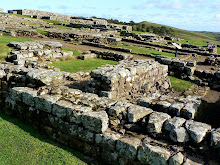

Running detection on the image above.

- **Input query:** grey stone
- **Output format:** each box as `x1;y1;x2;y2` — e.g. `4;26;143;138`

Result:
164;117;186;131
108;101;131;117
95;130;121;151
169;103;184;116
81;111;109;133
147;112;171;133
138;143;171;165
156;100;171;113
127;105;153;123
169;152;184;165
170;127;189;143
211;128;220;149
9;87;24;102
22;88;37;106
181;103;200;119
137;97;155;108
35;94;61;113
77;127;94;143
116;137;141;159
185;120;211;143
52;100;73;118
0;70;6;78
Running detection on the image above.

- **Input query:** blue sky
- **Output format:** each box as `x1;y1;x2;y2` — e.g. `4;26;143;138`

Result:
2;0;220;32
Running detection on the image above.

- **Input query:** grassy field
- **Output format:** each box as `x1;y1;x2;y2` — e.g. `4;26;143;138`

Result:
169;76;194;91
111;44;175;57
61;47;82;56
51;59;118;73
0;113;87;165
0;36;32;60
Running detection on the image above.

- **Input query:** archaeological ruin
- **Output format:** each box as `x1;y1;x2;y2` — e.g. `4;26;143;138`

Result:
0;8;219;165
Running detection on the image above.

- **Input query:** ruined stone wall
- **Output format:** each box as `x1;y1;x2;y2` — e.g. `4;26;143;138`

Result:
0;59;219;164
156;56;220;91
89;59;171;100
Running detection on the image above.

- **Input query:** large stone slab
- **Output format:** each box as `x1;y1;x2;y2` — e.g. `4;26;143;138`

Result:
169;127;189;143
127;105;153;123
116;137;141;159
164;117;186;131
81;111;109;133
108;101;131;117
138;143;171;165
185;120;211;143
210;128;220;149
169;152;184;165
147;112;171;133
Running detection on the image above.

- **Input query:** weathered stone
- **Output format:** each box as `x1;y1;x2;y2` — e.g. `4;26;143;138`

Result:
169;103;184;116
77;127;94;143
108;101;131;117
170;127;189;143
169;152;184;165
185;120;211;143
137;97;154;108
116;137;141;159
210;128;220;149
156;101;171;113
181;103;200;119
0;70;6;78
95;130;121;151
147;112;171;133
81;111;109;133
9;87;24;101
164;117;186;131
101;149;118;164
138;143;171;165
22;88;37;106
35;94;61;113
127;105;153;123
52;100;73;118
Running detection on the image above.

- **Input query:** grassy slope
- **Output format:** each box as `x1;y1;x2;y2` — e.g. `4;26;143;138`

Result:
51;59;118;73
0;113;86;165
139;21;220;45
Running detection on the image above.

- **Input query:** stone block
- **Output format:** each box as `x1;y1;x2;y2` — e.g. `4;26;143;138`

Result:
9;87;24;102
169;103;184;116
81;111;109;133
210;128;220;149
169;127;189;143
169;152;184;165
181;103;200;119
116;137;141;159
108;101;131;117
35;94;61;113
0;70;6;78
95;130;121;151
77;127;95;143
52;100;73;118
127;105;153;123
185;120;211;143
147;112;171;133
164;117;186;131
138;143;171;165
22;88;37;106
156;101;171;113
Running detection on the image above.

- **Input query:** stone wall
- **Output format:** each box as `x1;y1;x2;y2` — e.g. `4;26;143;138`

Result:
0;58;219;164
156;56;220;91
88;59;171;100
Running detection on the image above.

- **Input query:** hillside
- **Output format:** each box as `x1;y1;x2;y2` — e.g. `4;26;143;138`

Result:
135;21;220;45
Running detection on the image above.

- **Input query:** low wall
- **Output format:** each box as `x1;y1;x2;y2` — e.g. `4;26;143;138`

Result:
156;56;220;91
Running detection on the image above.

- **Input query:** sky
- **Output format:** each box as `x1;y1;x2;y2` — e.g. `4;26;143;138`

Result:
1;0;220;32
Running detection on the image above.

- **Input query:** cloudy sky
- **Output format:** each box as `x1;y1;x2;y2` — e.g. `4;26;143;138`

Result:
2;0;220;32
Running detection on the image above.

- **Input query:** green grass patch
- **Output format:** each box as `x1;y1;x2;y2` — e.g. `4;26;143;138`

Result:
61;47;82;56
0;113;86;165
51;59;118;73
169;76;193;92
110;44;175;57
217;48;220;54
0;36;32;60
35;29;47;35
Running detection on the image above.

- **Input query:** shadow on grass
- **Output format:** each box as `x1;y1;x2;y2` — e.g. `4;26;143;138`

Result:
0;112;101;165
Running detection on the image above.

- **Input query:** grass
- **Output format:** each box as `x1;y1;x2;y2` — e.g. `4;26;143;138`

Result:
169;76;193;92
218;48;220;54
0;36;32;60
0;113;87;165
51;59;118;73
35;29;47;35
110;44;175;57
61;47;82;56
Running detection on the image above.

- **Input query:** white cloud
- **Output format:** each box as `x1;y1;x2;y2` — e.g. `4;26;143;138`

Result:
216;14;220;19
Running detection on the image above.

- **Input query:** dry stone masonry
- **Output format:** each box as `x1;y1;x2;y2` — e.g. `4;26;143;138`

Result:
89;59;171;100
